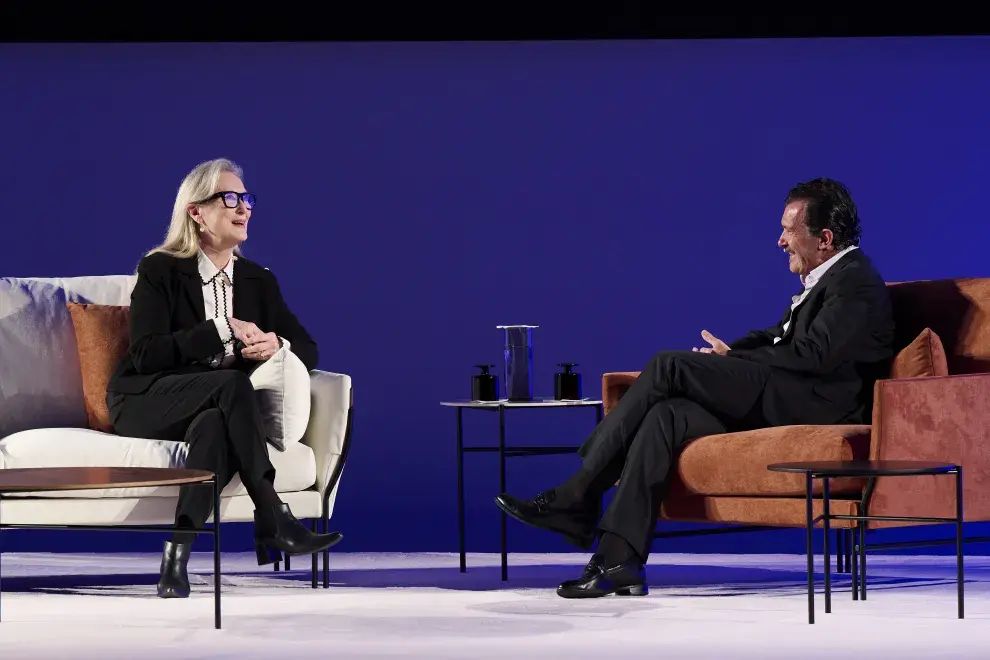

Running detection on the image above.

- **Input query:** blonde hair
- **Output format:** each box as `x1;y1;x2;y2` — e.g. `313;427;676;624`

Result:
146;157;246;259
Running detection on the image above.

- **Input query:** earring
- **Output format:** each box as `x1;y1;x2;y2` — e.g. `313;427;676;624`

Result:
198;225;204;232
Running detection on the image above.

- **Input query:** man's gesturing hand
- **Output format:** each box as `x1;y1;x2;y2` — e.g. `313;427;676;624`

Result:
692;330;730;356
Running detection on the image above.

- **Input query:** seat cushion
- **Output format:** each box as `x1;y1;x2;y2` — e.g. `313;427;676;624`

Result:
0;427;316;498
670;424;872;497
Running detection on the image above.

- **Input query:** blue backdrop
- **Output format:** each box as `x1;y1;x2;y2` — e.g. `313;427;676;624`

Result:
2;37;989;555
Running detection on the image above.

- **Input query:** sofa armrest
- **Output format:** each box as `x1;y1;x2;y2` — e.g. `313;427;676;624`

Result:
602;372;641;414
302;370;353;515
868;374;990;525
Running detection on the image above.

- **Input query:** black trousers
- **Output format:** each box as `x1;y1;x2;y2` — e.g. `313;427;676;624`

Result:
579;350;776;561
107;369;277;543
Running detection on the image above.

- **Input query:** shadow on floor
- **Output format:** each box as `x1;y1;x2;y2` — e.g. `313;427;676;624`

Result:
0;561;956;597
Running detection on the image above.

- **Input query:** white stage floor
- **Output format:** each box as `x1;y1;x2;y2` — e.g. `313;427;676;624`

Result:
0;551;988;658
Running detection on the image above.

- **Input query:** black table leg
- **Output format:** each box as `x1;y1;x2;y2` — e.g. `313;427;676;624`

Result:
805;472;814;624
846;529;853;575
213;478;221;630
956;466;965;619
859;521;867;601
850;525;859;601
823;477;831;614
836;528;844;573
456;408;466;573
499;405;507;582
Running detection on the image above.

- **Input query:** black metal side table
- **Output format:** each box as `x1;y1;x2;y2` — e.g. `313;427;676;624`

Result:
441;398;603;581
0;467;221;628
767;460;963;625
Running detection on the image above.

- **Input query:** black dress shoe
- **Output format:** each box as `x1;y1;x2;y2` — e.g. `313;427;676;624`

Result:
494;490;597;550
556;554;648;599
254;503;343;565
157;540;191;598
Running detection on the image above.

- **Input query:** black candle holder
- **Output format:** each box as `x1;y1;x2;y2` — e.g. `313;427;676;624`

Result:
554;363;582;400
471;364;499;401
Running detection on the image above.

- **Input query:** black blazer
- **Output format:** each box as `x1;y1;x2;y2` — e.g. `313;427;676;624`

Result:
728;248;895;425
107;252;318;395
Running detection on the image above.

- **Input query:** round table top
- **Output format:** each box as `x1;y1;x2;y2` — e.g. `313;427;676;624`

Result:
0;467;215;493
440;398;603;408
767;460;959;477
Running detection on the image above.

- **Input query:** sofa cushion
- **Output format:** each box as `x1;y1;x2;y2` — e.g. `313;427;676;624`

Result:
890;327;949;379
66;302;131;432
670;424;872;497
0;427;316;498
0;275;136;439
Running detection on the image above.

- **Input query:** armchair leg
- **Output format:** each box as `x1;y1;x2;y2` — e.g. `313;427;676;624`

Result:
323;508;330;588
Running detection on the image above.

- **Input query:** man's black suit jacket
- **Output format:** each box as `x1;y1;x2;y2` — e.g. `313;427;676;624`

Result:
727;248;895;426
107;251;318;395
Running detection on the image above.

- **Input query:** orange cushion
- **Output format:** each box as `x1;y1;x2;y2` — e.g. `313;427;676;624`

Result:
66;302;130;432
890;327;949;379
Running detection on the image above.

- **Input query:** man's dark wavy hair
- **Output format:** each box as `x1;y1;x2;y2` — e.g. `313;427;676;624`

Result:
785;178;861;250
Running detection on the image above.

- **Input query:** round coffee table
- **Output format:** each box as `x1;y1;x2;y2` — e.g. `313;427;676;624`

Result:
0;467;221;629
767;460;963;625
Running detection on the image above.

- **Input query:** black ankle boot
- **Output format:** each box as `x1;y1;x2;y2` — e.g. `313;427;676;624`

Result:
157;540;191;598
253;503;343;565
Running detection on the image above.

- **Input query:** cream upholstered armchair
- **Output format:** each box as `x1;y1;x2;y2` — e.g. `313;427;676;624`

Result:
0;274;352;587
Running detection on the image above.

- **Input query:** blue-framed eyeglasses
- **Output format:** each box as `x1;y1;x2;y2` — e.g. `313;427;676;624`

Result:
197;191;256;210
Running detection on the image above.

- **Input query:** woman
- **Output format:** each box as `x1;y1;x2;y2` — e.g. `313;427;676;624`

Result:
106;158;342;599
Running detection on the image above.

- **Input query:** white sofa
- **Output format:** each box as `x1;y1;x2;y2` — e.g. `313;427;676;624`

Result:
0;274;352;585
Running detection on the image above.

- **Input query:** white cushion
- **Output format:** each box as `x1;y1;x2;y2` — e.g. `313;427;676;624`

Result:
249;346;312;448
0;427;316;498
0;275;136;439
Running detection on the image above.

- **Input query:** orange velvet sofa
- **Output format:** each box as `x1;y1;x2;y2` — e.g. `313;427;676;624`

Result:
601;278;990;547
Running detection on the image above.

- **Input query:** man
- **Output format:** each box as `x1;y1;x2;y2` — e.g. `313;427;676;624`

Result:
495;177;895;599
